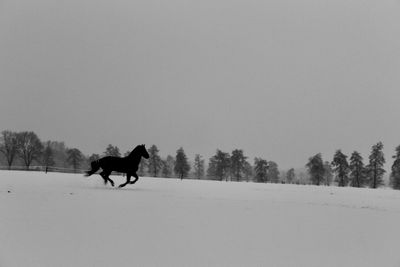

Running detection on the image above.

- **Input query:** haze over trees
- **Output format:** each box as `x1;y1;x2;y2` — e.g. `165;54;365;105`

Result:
42;141;55;170
67;148;84;173
48;141;70;168
148;145;162;177
323;161;333;186
162;155;175;178
193;154;205;179
286;168;295;184
138;159;149;176
306;154;325;186
267;161;280;183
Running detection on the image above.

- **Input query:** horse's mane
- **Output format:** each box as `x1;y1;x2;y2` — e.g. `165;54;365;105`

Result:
127;145;144;158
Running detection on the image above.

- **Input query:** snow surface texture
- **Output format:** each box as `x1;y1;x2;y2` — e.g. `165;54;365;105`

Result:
1;171;400;267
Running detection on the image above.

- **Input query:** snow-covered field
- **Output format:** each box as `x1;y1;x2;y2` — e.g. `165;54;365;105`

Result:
1;170;400;267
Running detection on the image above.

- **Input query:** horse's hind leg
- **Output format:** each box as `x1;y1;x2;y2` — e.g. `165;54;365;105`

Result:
119;173;131;188
130;173;139;184
100;170;114;187
99;171;108;185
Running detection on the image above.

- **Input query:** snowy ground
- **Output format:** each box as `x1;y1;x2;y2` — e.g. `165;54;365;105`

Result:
1;171;400;267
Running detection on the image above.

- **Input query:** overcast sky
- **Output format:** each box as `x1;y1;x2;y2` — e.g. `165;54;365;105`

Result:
1;0;400;169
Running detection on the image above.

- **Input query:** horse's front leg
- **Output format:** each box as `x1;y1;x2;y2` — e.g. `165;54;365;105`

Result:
130;173;139;184
119;173;131;188
100;170;114;187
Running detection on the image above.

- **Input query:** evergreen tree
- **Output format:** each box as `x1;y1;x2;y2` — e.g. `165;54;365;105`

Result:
148;145;162;177
193;154;205;179
174;147;191;180
331;150;349;187
230;149;247;181
267;161;280;183
323;161;333;186
104;144;121;157
207;150;230;181
349;151;365;187
254;157;268;183
390;145;400;190
42;141;55;171
88;153;100;162
286;168;295;184
162;155;175;178
306;153;324;185
366;142;386;188
67;148;83;173
16;131;43;170
0;130;18;169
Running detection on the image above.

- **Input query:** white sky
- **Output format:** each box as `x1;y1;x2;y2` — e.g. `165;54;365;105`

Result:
1;0;400;169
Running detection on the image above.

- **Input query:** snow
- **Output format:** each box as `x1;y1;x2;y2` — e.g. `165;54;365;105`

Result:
1;170;400;267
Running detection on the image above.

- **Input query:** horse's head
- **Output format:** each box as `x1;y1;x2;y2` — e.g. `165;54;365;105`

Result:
139;144;150;159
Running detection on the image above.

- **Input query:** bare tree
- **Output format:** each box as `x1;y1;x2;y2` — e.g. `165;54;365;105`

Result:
0;130;18;169
16;131;43;170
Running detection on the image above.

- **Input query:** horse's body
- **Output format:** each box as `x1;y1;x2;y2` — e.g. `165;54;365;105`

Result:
85;144;149;188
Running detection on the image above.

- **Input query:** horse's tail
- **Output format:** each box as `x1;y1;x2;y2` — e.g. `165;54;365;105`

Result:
84;159;101;177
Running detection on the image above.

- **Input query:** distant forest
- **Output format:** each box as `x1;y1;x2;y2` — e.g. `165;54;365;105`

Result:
1;130;400;190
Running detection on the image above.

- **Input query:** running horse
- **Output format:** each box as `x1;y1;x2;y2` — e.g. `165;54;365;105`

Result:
85;144;150;188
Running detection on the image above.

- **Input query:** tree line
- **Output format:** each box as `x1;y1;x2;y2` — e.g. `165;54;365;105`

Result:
305;142;400;189
1;130;400;190
0;130;85;172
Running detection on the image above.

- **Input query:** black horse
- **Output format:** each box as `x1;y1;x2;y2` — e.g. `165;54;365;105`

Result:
85;144;150;188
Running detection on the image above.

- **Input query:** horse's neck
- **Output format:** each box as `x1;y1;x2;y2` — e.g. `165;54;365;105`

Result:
127;154;141;163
